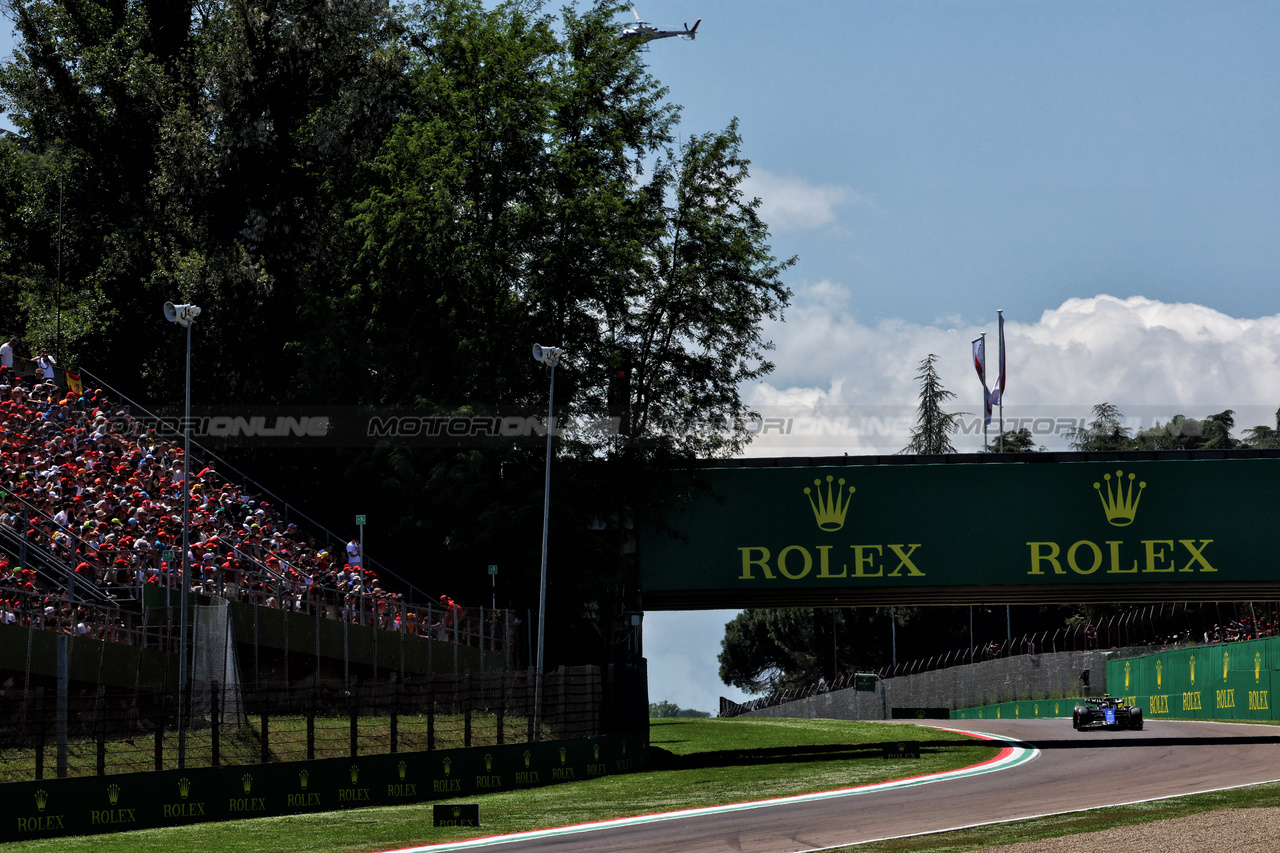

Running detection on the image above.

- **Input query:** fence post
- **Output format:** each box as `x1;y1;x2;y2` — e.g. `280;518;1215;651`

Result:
495;670;505;746
558;665;567;739
464;671;472;748
181;675;194;771
307;681;316;761
349;676;358;757
427;674;435;751
527;667;535;743
34;686;46;781
390;672;398;755
153;684;164;772
96;685;106;776
261;687;270;765
56;634;68;778
211;680;221;767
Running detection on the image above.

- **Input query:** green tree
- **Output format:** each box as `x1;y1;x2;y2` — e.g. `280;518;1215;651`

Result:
1241;407;1280;449
901;353;963;455
984;427;1042;453
718;608;914;694
290;0;792;660
649;701;711;718
0;0;406;400
1065;402;1132;451
1134;409;1237;451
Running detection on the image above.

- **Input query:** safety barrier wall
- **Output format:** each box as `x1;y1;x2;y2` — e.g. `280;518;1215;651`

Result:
951;699;1081;721
1;730;648;842
736;649;1109;721
951;637;1280;722
1104;635;1278;721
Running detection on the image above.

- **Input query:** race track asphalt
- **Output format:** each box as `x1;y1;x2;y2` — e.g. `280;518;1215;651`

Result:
403;718;1280;853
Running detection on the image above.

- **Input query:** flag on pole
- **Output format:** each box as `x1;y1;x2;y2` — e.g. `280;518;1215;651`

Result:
991;312;1006;406
65;372;82;396
971;336;992;426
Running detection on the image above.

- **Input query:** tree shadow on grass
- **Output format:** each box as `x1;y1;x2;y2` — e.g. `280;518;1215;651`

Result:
649;739;994;771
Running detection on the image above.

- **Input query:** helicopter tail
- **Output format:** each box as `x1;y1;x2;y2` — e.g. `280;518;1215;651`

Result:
686;18;700;40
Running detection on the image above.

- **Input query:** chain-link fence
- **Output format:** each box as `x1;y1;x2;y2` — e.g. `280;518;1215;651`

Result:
721;647;1174;720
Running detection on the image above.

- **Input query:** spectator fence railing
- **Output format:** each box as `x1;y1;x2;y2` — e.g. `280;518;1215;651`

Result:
0;666;605;782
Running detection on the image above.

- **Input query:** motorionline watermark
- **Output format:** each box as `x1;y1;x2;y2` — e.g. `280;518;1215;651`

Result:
737;405;1280;450
76;405;1278;450
90;408;622;448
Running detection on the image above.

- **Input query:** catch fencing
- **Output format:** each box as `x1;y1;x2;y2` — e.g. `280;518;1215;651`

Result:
0;666;612;782
723;648;1130;721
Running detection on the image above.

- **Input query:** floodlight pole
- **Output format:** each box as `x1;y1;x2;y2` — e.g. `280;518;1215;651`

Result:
532;345;562;741
165;302;200;768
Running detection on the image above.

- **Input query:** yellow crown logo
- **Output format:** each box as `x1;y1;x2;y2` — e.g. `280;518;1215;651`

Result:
299;769;309;790
107;783;120;806
805;475;856;532
35;789;48;812
1189;655;1196;685
1257;652;1263;683
593;743;600;761
178;777;191;799
522;750;531;769
1156;659;1163;687
484;754;493;772
349;765;359;784
1124;660;1131;689
443;757;452;776
558;746;567;765
1093;470;1145;527
242;773;253;794
398;761;407;781
452;806;462;818
1224;650;1230;681
621;738;627;755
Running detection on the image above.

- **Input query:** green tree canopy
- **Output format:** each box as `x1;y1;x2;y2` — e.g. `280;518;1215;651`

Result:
984;427;1042;453
902;353;963;455
1065;402;1132;451
0;1;794;667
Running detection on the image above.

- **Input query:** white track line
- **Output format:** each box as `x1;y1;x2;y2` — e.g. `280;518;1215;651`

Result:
385;729;1038;852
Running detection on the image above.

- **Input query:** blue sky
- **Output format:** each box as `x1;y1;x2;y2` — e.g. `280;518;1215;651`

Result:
6;2;1280;714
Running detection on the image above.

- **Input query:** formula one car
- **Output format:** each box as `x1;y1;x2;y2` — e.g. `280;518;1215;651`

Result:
1072;695;1143;731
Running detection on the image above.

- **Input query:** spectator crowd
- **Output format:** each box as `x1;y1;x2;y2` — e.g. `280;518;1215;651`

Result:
0;355;498;650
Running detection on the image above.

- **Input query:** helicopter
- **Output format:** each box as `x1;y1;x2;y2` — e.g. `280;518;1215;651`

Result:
618;7;700;45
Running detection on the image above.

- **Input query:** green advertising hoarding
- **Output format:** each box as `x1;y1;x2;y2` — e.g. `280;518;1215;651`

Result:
1108;636;1278;722
640;457;1280;608
3;732;648;842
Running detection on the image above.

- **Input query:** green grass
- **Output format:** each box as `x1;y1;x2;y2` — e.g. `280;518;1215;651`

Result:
0;714;539;778
5;716;1277;853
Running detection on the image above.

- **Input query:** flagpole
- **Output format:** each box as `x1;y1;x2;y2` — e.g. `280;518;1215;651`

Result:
980;332;988;451
998;309;1005;453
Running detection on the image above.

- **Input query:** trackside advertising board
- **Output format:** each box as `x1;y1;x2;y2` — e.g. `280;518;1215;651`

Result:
1107;636;1278;721
3;732;646;842
639;457;1280;608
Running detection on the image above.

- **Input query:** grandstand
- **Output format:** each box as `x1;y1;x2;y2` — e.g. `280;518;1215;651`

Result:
1;355;514;667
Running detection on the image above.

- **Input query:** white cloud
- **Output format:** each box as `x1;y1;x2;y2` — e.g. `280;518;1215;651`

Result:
744;170;867;232
744;294;1280;454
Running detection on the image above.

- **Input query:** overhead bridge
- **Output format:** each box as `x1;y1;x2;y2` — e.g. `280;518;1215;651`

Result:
638;450;1280;610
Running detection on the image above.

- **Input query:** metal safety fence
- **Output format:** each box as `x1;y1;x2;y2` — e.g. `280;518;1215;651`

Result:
0;666;608;782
